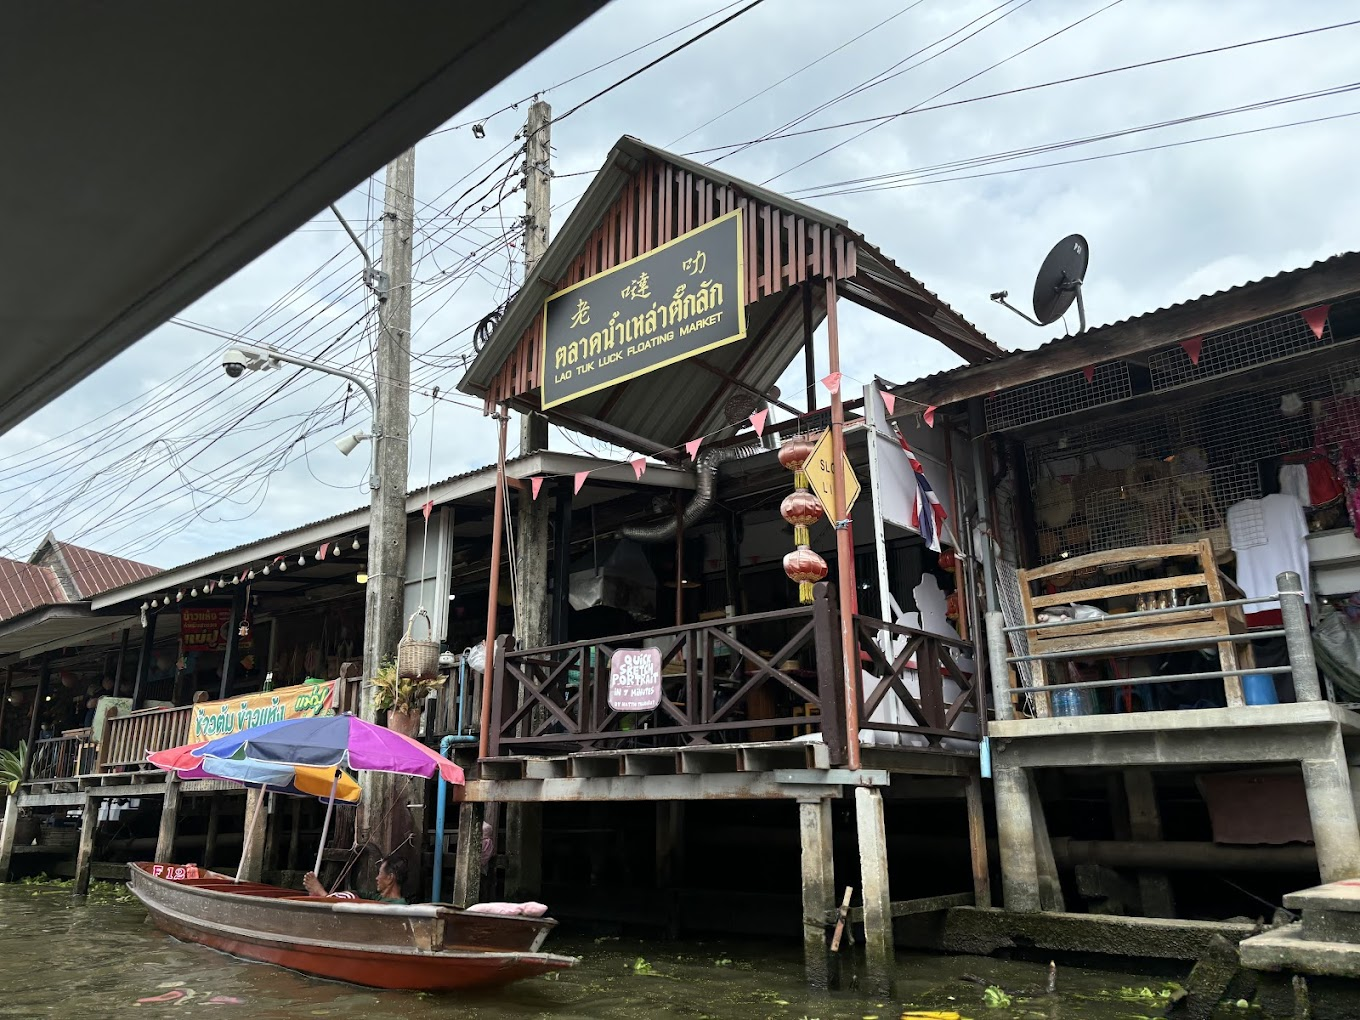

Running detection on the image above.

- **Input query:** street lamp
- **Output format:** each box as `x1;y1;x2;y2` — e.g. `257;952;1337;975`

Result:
222;344;380;491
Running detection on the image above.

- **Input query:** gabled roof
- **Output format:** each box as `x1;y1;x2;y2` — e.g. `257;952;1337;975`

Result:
0;559;65;622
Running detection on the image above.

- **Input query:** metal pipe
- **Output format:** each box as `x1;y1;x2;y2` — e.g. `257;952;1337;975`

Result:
433;734;456;904
478;411;510;761
329;203;385;299
619;444;761;543
1007;595;1279;632
986;611;1015;721
1013;664;1293;695
1010;629;1283;662
312;771;340;876
825;277;861;770
968;399;998;614
1279;570;1320;702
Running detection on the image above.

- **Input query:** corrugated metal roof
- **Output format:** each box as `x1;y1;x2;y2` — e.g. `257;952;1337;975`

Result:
53;541;158;599
886;252;1360;411
0;559;65;622
458;135;1000;452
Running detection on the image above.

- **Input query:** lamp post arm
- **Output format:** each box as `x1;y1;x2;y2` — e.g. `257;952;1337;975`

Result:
244;346;378;418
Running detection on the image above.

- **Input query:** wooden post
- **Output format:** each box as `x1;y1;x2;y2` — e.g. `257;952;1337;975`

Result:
803;280;817;410
21;657;50;785
204;796;221;869
854;786;894;997
813;582;847;766
965;772;992;908
238;789;268;882
674;490;686;627
550;481;574;644
219;584;246;699
505;803;542;902
155;778;181;863
478;411;510;761
286;799;302;872
0;791;23;881
74;793;98;896
657;802;684;938
1123;768;1175;917
1029;772;1063;912
452;801;485;908
0;666;12;745
112;628;130;696
799;798;835;989
131;612;157;709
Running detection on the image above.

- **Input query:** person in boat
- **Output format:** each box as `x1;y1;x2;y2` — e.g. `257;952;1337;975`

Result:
303;856;408;905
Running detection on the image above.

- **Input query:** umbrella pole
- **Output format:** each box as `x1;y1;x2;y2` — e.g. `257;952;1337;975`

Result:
313;770;341;878
235;789;267;883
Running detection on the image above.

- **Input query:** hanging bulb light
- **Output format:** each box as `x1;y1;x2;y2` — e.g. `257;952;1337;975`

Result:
190;588;198;598
352;538;360;551
261;564;270;575
279;559;288;572
356;572;369;584
247;570;256;580
141;602;149;612
297;555;306;566
149;600;158;609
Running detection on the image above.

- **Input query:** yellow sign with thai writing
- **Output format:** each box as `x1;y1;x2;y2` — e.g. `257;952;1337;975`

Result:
805;428;860;520
188;681;335;744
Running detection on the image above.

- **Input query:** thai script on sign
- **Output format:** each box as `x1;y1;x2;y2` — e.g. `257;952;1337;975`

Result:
608;648;663;713
188;681;335;743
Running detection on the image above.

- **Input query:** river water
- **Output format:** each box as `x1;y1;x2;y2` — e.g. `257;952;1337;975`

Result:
0;883;1206;1020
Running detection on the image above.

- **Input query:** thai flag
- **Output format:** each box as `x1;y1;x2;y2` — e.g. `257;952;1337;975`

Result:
895;425;947;553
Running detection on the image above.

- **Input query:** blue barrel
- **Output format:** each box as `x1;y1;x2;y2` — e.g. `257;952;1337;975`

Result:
1243;673;1279;705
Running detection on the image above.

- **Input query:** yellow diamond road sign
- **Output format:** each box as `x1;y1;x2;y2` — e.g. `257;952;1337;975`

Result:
805;428;860;520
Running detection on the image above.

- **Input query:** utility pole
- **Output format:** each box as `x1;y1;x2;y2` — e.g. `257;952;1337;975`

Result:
359;147;414;887
505;99;551;902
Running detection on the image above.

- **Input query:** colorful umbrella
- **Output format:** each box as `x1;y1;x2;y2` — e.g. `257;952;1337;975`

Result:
148;744;361;803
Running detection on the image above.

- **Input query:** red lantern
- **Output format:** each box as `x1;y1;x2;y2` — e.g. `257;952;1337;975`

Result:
780;489;825;546
778;434;817;488
945;591;960;621
784;547;828;605
937;549;956;572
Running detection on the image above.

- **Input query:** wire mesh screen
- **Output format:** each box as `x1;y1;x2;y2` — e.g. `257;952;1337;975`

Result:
1026;353;1360;560
1149;309;1337;392
985;361;1132;432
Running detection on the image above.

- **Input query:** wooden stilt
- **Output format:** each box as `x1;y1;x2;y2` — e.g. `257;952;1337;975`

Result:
965;772;992;908
504;803;542;901
854;786;894;997
1123;768;1175;917
238;790;268;883
1029;772;1063;912
452;802;484;908
799;798;835;990
74;793;98;896
154;779;181;863
204;797;221;870
0;794;20;881
286;799;302;872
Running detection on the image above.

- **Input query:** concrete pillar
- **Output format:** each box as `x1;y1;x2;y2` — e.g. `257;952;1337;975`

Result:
965;772;992;908
504;802;542;901
985;612;1014;721
0;794;19;881
1279;571;1321;702
1123;768;1175;917
1303;729;1360;882
799;798;835;989
451;801;484;908
993;765;1042;912
238;789;268;883
854;786;894;997
74;794;98;896
155;779;181;863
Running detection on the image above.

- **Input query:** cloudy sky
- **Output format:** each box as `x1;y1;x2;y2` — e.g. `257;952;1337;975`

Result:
3;0;1356;570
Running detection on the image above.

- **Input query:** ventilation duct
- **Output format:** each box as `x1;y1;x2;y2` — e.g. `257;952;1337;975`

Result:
568;538;657;620
620;444;762;544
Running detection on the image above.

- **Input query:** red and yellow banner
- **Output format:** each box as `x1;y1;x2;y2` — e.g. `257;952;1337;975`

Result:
180;608;233;652
188;681;335;743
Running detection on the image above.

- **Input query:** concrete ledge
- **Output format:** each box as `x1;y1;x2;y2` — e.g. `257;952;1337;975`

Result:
991;701;1360;741
939;906;1258;961
1240;924;1360;979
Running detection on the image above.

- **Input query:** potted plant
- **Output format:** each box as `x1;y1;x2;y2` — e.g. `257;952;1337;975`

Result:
0;742;39;844
370;660;446;738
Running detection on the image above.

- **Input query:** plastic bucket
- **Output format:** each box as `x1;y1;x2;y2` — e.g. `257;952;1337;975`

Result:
1243;673;1279;706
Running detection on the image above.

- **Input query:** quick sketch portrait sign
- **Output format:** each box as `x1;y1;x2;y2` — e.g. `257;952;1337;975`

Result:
607;648;663;714
540;209;746;409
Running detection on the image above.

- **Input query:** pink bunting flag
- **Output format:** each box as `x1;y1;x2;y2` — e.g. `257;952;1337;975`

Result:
1181;335;1203;366
574;470;590;495
630;457;647;480
881;391;896;416
923;405;937;428
1082;365;1095;384
749;408;768;436
821;371;842;395
530;477;544;500
422;499;434;521
1302;304;1331;340
318;542;329;561
685;437;703;460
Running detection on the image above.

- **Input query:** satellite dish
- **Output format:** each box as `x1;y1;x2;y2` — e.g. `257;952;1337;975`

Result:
989;233;1090;333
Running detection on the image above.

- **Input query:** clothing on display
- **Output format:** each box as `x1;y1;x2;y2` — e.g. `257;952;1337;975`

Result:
1226;493;1310;613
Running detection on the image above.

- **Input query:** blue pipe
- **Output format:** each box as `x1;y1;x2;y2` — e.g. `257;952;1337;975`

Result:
432;657;478;904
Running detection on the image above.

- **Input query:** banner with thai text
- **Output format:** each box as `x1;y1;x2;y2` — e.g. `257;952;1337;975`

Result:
188;681;335;743
540;209;746;409
180;608;233;653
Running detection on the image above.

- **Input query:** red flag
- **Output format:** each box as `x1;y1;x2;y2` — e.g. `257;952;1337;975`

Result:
821;371;842;395
1082;365;1095;384
630;457;646;480
318;542;329;561
881;391;896;416
1180;335;1203;366
1302;304;1331;340
574;470;590;495
530;477;544;500
685;437;702;460
923;405;937;428
749;408;768;436
422;499;434;521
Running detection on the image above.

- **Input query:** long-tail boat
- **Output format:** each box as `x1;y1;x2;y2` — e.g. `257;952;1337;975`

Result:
129;862;576;991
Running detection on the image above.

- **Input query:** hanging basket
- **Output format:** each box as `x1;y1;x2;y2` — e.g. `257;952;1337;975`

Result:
396;609;440;681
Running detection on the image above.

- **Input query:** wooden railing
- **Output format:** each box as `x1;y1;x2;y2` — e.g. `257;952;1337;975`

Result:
855;614;982;746
27;734;92;783
98;705;193;771
490;582;847;762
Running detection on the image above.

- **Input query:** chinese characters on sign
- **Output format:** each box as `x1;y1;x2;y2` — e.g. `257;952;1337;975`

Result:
607;648;663;713
540;209;746;410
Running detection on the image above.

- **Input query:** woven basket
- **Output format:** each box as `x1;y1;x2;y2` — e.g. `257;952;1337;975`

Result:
396;609;440;681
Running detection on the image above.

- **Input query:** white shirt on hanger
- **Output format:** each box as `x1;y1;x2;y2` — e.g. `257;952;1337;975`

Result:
1226;493;1310;611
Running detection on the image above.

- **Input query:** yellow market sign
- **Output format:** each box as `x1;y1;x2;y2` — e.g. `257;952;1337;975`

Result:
805;428;861;521
540;209;746;409
188;681;336;744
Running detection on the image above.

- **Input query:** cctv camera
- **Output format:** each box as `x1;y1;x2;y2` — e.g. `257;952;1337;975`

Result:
222;349;251;378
